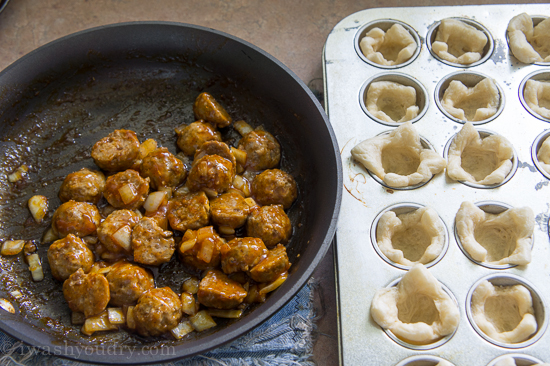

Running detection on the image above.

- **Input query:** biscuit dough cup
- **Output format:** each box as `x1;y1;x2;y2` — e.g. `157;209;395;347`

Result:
431;18;489;65
488;355;549;366
370;264;460;346
366;81;419;123
358;22;418;67
507;13;550;64
524;79;550;120
351;122;446;188
534;132;550;176
446;123;515;186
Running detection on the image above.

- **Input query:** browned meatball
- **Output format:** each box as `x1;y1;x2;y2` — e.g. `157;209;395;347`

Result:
132;217;175;266
63;268;110;317
105;262;155;307
140;147;187;190
176;120;222;156
194;141;236;167
91;129;140;171
193;92;232;128
210;192;250;229
97;209;141;253
246;205;292;247
220;237;267;274
58;168;106;204
167;191;210;232
251;169;298;209
48;234;94;281
104;169;149;210
197;270;247;309
51;200;101;238
187;155;234;195
249;244;291;283
238;130;280;171
133;287;182;337
178;229;224;270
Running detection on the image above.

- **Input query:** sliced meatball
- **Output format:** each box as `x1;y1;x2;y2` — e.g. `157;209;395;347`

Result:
63;268;110;317
97;209;141;254
140;147;187;190
91;129;140;171
51;200;101;238
251;169;297;209
104;169;149;210
58;168;106;204
187;155;234;195
48;234;94;281
175;120;222;156
246;204;292;247
132;217;175;266
220;237;267;274
178;229;223;270
133;287;182;337
249;244;291;283
197;270;247;309
167;191;210;232
105;262;155;307
210;192;250;229
194;141;236;168
193;92;232;128
238;130;280;171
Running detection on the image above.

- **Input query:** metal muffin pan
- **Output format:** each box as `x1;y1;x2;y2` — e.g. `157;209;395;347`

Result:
324;4;550;366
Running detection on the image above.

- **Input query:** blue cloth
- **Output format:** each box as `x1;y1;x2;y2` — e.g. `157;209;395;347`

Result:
0;280;316;366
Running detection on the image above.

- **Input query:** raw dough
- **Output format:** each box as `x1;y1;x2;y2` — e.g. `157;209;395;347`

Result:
360;23;417;66
447;122;514;185
537;135;550;174
377;207;445;266
494;358;550;366
455;201;533;265
371;264;459;344
366;81;419;123
440;78;500;122
436;362;454;366
507;13;550;64
471;280;537;343
351;122;446;188
432;18;488;64
524;79;550;119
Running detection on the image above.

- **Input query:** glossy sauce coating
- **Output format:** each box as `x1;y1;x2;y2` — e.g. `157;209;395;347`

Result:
47;234;94;281
51;200;101;238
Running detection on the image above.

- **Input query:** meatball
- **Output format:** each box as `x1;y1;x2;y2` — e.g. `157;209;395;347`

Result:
251;169;297;209
48;234;94;281
220;237;267;274
197;270;247;309
105;262;155;307
51;200;101;238
58;168;106;204
133;287;182;337
104;169;149;210
132;217;175;266
210;192;250;229
167;191;210;232
97;209;141;254
140;147;187;190
238;130;280;171
187;155;234;195
246;205;292;247
91;129;140;171
249;244;291;283
176;121;221;156
63;268;110;317
178;229;224;270
193;92;232;128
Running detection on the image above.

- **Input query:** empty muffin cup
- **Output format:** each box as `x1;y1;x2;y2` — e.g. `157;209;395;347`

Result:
427;17;494;67
355;19;421;68
371;202;448;270
467;273;548;349
486;354;546;366
435;71;505;125
507;15;550;65
520;70;550;122
360;72;429;126
396;355;455;366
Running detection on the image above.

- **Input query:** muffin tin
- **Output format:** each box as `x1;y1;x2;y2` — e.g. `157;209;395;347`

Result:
323;4;550;366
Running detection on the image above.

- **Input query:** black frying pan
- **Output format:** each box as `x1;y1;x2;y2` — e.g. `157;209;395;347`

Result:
0;22;342;364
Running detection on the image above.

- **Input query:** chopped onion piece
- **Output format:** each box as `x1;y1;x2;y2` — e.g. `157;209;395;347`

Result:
138;138;158;159
230;147;247;165
28;195;48;223
111;225;132;251
27;253;44;282
244;197;258;208
10;290;22;299
234;120;253;136
1;240;25;256
202;188;218;198
207;309;243;319
8;165;28;183
144;191;168;212
0;299;15;314
108;308;126;325
118;184;138;205
259;272;288;295
232;175;250;197
197;238;214;263
182;277;200;294
189;310;217;332
82;236;98;245
158;186;173;200
72;312;86;325
196;226;214;242
218;226;235;235
179;238;197;253
41;227;58;244
174;186;190;197
82;311;117;336
180;292;197;316
171;320;194;340
126;306;136;329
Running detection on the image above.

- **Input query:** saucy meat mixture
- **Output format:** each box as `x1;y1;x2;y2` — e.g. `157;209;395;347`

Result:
23;92;298;339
